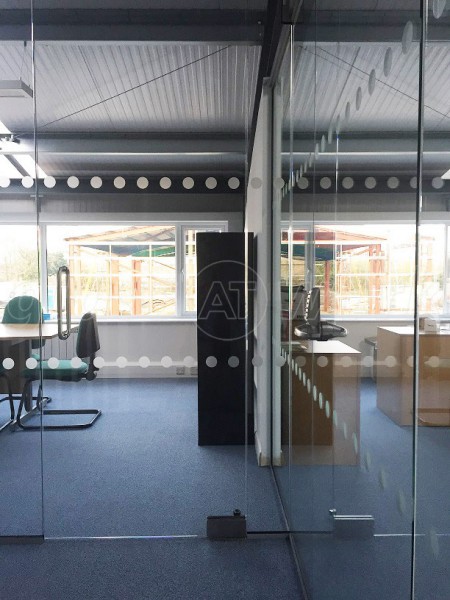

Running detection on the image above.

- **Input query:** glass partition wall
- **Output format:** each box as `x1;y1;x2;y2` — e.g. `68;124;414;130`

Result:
0;2;272;543
0;2;44;540
270;1;450;597
415;3;450;597
32;8;255;538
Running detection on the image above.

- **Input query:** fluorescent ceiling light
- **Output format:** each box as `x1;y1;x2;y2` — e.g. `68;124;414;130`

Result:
0;155;23;178
0;119;11;134
13;154;47;178
442;169;450;180
0;80;33;99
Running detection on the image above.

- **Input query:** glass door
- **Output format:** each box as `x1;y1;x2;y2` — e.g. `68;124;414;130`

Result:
32;0;258;539
0;1;44;540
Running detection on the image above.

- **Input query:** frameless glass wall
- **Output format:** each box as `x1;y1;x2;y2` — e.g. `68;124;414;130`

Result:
0;1;44;539
0;0;272;542
270;1;445;597
414;2;450;597
28;1;271;539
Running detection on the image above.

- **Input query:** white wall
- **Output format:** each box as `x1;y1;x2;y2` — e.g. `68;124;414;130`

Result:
97;321;198;378
245;86;272;466
42;321;198;378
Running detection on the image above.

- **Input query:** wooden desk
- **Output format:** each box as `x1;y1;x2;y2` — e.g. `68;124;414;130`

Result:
0;324;75;394
0;323;62;341
377;326;450;426
281;340;361;465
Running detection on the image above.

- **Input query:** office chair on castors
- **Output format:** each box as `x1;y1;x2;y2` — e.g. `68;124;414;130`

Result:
16;312;102;431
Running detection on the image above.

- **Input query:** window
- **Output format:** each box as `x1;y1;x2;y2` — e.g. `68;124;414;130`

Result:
0;225;40;318
287;223;446;317
183;227;223;313
45;222;226;319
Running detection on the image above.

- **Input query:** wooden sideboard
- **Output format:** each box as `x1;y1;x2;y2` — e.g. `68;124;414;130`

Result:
281;340;361;465
377;326;450;426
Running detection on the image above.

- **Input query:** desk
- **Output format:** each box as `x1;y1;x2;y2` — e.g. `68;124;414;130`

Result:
0;324;75;394
377;326;450;426
281;340;361;465
0;323;63;341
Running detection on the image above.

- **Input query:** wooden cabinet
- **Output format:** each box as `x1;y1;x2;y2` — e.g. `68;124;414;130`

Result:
281;340;361;465
377;326;450;426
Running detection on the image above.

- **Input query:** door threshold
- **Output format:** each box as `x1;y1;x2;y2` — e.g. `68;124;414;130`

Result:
45;534;199;541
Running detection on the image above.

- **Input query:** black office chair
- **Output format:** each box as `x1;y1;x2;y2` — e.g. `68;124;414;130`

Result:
16;312;102;431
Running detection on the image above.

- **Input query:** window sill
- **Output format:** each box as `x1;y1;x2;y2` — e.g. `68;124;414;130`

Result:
45;317;197;324
328;315;418;322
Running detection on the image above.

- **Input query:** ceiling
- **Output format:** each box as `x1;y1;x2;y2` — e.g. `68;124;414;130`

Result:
0;2;447;182
278;1;450;178
0;42;260;176
0;2;265;179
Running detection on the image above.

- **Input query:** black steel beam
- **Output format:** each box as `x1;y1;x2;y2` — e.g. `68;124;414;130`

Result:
0;175;244;195
278;174;450;195
0;9;265;43
247;0;285;170
295;10;450;43
13;133;247;155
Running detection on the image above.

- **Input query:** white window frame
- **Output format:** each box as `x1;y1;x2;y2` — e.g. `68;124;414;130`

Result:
37;218;228;320
281;217;450;320
180;223;228;317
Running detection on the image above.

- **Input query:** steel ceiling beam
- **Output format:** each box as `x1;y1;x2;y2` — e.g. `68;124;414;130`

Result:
7;132;445;156
8;134;247;155
0;9;265;43
295;10;450;43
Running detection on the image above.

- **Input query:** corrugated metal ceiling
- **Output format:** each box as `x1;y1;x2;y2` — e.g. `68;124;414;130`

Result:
0;43;260;135
291;42;450;133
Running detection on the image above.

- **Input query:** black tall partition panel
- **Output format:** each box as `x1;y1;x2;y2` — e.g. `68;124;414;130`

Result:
197;232;254;445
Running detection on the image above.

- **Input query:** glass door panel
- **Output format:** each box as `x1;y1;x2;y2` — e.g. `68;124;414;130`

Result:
0;3;44;539
278;1;422;597
415;3;450;596
33;1;255;539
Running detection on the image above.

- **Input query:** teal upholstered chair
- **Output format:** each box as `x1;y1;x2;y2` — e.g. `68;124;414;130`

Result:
16;312;102;431
2;295;44;356
1;295;47;415
2;295;42;324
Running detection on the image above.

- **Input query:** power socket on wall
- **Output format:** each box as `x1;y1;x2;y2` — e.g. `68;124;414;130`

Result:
176;367;186;375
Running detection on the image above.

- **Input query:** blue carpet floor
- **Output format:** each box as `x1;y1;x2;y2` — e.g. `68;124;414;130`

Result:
274;378;450;599
0;537;303;600
1;376;448;598
0;378;284;538
275;379;450;535
293;534;450;600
